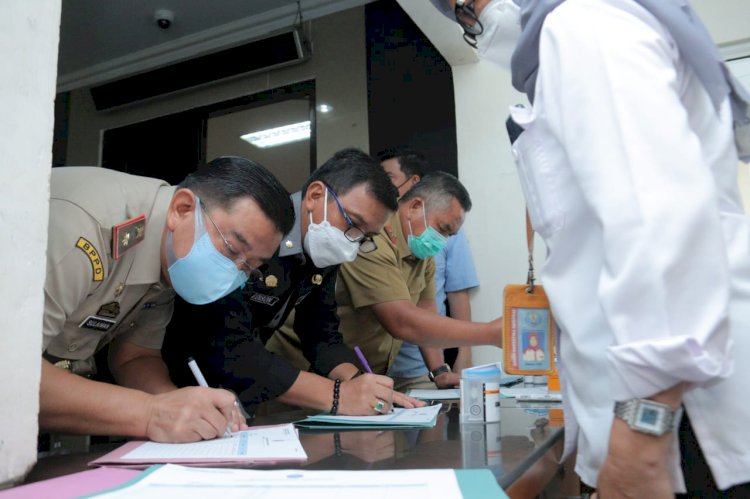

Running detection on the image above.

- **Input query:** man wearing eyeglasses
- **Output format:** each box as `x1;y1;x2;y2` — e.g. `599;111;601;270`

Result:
41;157;293;443
164;149;423;417
270;171;502;380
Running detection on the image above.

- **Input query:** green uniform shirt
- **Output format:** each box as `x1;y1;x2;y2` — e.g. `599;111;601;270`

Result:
335;211;436;374
43;167;176;366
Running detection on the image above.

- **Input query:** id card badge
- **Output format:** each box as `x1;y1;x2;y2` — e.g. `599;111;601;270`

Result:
503;284;556;375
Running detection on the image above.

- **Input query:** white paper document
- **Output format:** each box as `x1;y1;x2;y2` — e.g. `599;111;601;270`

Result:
91;464;465;499
297;403;442;428
90;423;307;467
500;385;549;398
123;424;303;460
407;388;461;400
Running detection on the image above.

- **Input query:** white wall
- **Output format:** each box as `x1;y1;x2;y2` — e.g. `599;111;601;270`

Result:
691;0;749;48
66;7;369;169
0;0;60;487
727;57;750;212
453;62;530;365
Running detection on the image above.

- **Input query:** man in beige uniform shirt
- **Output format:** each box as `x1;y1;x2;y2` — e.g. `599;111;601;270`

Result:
275;171;502;377
334;171;502;375
41;157;293;442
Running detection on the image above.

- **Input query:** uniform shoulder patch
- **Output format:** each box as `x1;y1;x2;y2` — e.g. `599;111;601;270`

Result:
112;214;146;260
75;237;104;282
383;224;398;244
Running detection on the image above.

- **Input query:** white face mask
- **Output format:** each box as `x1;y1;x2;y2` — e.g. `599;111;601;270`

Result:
475;0;522;71
303;189;360;268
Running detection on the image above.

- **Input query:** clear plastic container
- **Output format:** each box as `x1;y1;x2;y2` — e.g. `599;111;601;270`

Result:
460;362;503;423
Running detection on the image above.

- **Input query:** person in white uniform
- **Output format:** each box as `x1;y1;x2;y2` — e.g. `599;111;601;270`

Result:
434;0;750;496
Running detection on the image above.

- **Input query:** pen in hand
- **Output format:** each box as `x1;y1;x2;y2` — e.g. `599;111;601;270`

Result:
187;356;232;438
354;346;373;373
353;346;394;414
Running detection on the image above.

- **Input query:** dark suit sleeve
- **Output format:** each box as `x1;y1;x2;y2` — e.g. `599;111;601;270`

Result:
166;289;302;412
293;267;359;375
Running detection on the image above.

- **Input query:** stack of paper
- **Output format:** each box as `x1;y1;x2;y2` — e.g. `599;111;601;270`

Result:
89;423;307;469
295;403;441;430
407;388;461;400
87;464;509;499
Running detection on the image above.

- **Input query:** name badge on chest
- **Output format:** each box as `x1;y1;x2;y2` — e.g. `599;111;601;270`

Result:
249;293;279;306
79;315;116;332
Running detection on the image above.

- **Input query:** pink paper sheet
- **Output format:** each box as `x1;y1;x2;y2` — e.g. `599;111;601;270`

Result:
0;467;140;498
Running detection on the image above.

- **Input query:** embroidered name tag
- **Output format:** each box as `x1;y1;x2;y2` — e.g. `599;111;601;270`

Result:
79;315;116;332
249;293;279;306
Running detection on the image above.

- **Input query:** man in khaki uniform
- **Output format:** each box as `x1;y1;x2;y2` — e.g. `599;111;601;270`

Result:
334;200;437;375
335;171;502;376
41;158;293;442
274;172;502;378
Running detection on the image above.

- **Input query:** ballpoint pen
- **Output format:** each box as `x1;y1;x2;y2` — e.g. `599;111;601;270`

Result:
353;346;373;373
187;356;233;438
353;346;394;413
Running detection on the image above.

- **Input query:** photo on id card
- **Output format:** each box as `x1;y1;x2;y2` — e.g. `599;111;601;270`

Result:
503;283;556;375
517;308;550;371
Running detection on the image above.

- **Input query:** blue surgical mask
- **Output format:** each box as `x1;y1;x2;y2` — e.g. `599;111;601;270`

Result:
166;197;248;304
407;204;448;259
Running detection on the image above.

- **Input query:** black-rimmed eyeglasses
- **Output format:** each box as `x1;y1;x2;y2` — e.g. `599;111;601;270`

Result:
455;0;483;48
324;185;378;253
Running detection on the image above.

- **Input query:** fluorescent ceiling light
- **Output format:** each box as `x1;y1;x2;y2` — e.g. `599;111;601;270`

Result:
240;120;310;148
317;103;333;113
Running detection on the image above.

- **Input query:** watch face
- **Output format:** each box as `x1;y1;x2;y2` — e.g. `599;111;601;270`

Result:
640;407;660;426
634;401;668;435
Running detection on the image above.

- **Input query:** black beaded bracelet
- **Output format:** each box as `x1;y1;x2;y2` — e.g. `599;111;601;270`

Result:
330;378;341;415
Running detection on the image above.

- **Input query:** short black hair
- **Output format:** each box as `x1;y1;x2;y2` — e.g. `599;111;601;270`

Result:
302;148;398;212
400;170;472;213
376;146;428;178
180;156;294;236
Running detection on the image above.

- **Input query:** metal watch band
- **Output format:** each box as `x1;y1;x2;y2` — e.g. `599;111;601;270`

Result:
614;399;681;436
428;363;451;381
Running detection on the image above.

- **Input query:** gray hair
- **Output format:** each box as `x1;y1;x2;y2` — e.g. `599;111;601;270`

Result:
399;171;472;213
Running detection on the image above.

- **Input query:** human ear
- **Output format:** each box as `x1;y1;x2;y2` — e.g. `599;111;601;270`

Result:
166;188;197;231
303;181;327;212
408;197;424;215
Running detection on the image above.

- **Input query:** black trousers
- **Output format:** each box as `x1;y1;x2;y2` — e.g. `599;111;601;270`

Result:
676;411;750;498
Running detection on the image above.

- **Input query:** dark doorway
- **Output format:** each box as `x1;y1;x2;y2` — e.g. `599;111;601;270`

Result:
101;110;204;185
366;0;458;176
99;81;316;188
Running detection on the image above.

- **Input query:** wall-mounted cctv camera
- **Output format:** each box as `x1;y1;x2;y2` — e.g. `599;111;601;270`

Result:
154;9;174;29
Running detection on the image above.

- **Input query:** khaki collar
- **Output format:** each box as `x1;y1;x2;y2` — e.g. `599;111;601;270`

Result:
126;185;175;285
383;210;413;260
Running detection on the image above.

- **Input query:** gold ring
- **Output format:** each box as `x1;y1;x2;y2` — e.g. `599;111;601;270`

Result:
374;399;386;413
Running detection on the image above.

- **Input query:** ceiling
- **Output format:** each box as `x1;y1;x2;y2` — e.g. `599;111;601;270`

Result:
57;0;371;91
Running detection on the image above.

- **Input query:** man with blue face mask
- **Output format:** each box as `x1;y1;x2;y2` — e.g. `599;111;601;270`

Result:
312;171;503;377
163;149;424;420
41;157;293;443
434;0;750;496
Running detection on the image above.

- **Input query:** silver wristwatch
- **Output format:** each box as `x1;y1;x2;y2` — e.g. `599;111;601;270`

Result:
614;399;682;436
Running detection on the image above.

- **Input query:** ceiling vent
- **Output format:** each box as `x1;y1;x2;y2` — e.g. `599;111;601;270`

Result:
90;29;309;111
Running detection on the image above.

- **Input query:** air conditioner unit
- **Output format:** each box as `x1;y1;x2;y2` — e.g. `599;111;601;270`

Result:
90;29;309;111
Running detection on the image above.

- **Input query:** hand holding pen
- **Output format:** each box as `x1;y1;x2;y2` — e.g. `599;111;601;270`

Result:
351;346;425;411
188;357;249;438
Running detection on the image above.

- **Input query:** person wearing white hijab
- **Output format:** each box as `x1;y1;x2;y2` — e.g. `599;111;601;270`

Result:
434;0;750;496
